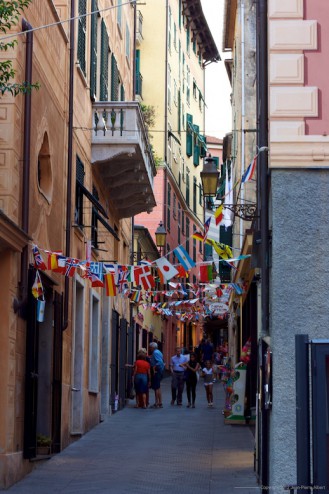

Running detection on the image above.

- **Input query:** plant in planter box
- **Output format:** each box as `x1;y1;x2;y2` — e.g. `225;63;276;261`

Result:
36;434;52;455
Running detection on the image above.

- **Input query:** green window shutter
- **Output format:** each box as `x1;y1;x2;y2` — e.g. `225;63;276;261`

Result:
121;85;125;101
179;0;182;29
186;25;190;53
204;243;213;260
193;176;197;213
111;54;119;101
167;183;171;231
77;0;87;76
178;89;181;134
186;218;190;254
193;124;200;166
186;113;193;157
186;170;190;207
200;135;207;158
90;0;98;100
100;20;109;101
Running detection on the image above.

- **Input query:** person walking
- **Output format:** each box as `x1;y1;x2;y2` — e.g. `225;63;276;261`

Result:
184;352;200;408
132;351;151;409
202;360;214;407
170;346;189;406
148;342;165;408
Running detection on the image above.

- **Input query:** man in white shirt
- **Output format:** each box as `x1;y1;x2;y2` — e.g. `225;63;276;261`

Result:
170;347;189;406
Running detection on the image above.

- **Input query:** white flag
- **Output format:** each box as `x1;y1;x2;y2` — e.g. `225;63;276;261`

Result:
155;257;179;281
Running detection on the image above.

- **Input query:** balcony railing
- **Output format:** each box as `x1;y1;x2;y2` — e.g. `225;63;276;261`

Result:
91;101;156;219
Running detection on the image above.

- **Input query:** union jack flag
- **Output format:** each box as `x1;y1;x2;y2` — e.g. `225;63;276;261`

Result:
117;268;129;293
32;245;47;271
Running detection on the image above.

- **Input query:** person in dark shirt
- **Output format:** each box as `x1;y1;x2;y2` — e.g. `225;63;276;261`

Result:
201;338;214;366
183;353;201;408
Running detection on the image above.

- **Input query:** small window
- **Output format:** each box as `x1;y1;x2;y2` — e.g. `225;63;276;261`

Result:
37;132;53;203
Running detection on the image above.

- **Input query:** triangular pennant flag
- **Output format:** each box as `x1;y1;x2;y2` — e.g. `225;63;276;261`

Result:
155;257;178;282
32;270;44;299
242;155;257;182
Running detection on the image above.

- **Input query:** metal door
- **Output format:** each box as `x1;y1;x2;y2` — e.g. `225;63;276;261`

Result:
118;318;127;408
311;341;329;491
110;310;119;410
52;292;63;453
23;267;39;458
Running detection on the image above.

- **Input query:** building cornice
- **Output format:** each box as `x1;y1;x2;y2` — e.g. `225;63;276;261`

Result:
270;139;329;169
222;0;237;51
0;210;31;252
182;0;220;64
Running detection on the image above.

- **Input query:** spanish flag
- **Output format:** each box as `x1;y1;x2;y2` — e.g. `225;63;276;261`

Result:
214;204;224;226
104;272;116;296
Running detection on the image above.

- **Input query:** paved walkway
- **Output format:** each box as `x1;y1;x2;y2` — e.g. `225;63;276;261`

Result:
6;378;259;493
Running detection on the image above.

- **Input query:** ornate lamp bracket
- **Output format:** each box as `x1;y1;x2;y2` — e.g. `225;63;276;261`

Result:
224;204;258;221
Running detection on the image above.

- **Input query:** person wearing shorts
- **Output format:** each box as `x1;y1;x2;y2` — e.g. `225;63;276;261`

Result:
148;342;164;408
202;360;214;407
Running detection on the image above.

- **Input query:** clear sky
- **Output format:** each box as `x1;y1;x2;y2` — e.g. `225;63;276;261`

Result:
201;0;232;140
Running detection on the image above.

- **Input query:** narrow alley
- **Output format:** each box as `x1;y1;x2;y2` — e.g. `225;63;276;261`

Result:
6;378;259;494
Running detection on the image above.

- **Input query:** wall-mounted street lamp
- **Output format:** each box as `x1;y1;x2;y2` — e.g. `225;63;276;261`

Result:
155;221;166;254
200;154;219;197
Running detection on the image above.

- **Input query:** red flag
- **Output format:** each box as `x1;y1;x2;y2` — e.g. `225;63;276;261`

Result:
32;245;47;271
199;264;212;283
175;265;188;278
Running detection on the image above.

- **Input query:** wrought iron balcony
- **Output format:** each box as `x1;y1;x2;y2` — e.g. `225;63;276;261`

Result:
91;101;156;219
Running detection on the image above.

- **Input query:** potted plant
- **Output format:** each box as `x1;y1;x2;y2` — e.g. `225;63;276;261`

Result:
36;433;52;455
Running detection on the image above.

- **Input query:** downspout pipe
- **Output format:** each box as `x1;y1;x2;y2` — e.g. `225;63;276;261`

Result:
258;0;269;338
240;1;245;251
17;19;33;318
63;0;75;330
163;0;169;242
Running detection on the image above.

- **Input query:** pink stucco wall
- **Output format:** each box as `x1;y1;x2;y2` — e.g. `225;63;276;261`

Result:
304;0;329;135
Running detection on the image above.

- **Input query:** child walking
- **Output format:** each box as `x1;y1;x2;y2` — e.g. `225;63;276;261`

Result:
202;360;214;407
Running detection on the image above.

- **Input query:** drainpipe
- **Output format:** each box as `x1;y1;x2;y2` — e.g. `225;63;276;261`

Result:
63;0;75;330
240;1;246;251
258;0;269;338
16;19;33;318
257;0;269;488
163;0;169;236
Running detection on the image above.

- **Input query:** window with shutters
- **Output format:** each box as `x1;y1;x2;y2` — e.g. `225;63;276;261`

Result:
186;66;190;105
100;19;109;101
204;243;212;261
77;0;87;76
167;183;171;231
193;124;200;166
90;0;98;100
178;89;181;134
182;54;185;93
193;177;197;213
182;210;185;235
173;23;177;50
193;225;196;262
179;0;182;29
186;169;190;207
193;38;197;54
168;7;172;53
75;156;85;228
117;0;122;30
186;25;190;56
173;193;177;219
199;183;202;206
178;204;181;244
167;64;171;111
91;186;99;249
125;24;131;64
186;113;193;157
111;54;119;101
193;80;197;100
186;218;190;254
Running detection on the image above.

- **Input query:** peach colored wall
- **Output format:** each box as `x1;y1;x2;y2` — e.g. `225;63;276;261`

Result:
304;0;329;135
